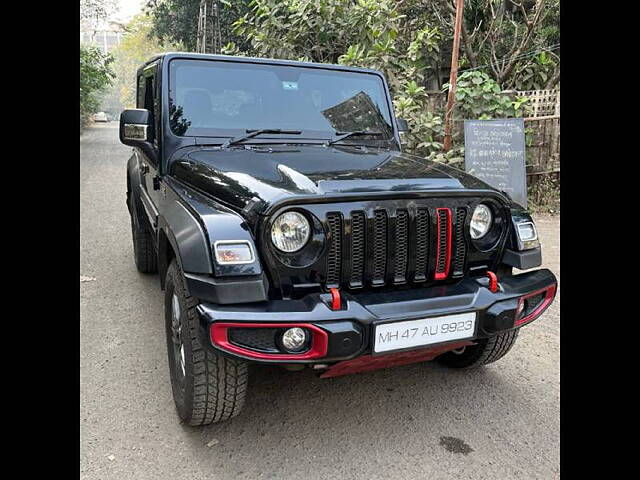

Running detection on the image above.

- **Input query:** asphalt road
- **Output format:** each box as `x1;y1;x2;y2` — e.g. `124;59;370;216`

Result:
80;123;560;480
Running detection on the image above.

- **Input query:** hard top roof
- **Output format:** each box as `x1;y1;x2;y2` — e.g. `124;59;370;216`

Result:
139;52;385;77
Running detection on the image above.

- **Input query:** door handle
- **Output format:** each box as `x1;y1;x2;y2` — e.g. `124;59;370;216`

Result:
177;161;193;171
140;163;149;174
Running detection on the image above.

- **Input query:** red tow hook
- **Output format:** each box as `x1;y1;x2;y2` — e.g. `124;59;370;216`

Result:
486;271;499;293
329;287;341;310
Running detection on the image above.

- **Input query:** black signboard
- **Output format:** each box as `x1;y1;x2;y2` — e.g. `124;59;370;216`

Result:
464;118;527;208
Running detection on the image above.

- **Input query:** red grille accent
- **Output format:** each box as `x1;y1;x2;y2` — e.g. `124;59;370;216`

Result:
434;208;452;280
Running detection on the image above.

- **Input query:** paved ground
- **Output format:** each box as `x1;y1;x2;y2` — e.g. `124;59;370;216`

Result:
80;123;560;480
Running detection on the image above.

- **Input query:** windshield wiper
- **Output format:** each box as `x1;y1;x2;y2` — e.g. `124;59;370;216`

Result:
325;130;386;146
221;129;302;148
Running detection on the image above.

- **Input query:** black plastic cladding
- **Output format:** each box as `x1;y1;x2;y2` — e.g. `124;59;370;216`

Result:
260;195;510;298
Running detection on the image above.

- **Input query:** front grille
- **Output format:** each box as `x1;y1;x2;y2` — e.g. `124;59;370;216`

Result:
325;206;469;289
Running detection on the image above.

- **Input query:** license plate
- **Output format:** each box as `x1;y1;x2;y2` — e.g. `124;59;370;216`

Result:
373;312;476;354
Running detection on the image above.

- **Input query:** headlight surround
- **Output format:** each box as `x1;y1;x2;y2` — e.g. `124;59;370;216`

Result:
470;204;493;239
271;211;311;253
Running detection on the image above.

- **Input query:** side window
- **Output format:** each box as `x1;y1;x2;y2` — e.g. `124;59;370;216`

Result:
136;76;145;108
144;75;156;145
136;64;161;165
142;66;159;153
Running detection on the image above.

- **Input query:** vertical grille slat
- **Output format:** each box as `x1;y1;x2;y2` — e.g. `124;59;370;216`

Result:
453;208;467;277
394;209;408;283
326;213;342;286
372;210;387;286
414;208;429;282
349;211;366;288
435;208;452;280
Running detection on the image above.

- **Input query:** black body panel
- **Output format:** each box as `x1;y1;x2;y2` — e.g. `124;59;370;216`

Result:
121;53;556;367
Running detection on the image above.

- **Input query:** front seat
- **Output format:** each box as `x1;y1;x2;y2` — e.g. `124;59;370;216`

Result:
181;90;213;127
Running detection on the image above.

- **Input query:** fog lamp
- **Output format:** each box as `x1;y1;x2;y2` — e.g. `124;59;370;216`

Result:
281;327;308;352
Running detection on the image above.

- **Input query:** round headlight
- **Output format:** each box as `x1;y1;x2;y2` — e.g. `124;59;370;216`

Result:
470;204;493;239
271;211;310;252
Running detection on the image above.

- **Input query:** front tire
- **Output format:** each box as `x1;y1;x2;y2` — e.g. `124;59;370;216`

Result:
436;330;519;369
164;259;248;425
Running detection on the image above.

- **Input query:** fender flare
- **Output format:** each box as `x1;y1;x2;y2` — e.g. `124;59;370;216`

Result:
164;178;264;278
126;151;147;224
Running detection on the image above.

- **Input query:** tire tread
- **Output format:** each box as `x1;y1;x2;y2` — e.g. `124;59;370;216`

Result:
166;260;247;426
437;329;519;369
130;206;158;274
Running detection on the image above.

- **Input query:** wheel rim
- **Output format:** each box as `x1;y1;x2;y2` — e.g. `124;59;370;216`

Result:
171;293;186;380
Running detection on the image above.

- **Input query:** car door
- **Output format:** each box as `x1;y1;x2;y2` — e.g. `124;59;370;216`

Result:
136;63;161;237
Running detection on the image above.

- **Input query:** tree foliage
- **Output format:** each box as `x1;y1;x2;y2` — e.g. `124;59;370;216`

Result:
142;0;558;158
109;14;178;111
145;0;252;52
448;71;529;120
80;45;115;128
80;0;119;41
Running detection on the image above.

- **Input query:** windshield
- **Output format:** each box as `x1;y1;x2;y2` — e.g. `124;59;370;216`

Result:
168;59;394;141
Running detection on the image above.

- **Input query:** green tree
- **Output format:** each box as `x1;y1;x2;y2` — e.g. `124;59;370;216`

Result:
145;0;252;52
109;14;178;111
80;45;115;128
80;0;119;42
455;0;560;89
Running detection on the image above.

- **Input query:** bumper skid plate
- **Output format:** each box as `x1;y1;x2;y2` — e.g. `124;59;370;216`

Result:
197;268;557;365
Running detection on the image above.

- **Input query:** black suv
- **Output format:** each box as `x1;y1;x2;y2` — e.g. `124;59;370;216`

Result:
120;53;557;425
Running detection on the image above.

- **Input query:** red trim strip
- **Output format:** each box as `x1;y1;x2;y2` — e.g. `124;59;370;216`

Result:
434;208;452;280
329;288;341;310
320;340;474;378
514;283;557;327
210;322;329;360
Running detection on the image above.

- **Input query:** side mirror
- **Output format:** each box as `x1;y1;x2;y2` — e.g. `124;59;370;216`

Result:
120;109;152;146
396;118;409;133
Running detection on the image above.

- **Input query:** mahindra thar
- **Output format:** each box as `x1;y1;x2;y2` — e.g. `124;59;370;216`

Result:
120;53;557;425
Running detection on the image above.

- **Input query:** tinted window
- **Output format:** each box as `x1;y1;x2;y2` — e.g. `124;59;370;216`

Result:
168;59;393;140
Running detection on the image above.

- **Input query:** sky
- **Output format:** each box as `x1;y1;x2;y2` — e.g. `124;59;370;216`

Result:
112;0;145;22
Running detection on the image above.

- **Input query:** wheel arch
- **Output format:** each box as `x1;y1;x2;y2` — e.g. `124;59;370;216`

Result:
158;228;177;289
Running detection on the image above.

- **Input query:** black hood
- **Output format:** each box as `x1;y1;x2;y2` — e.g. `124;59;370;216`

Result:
171;144;501;215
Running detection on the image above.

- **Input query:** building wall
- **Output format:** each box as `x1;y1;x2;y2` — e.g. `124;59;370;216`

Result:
80;25;123;54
